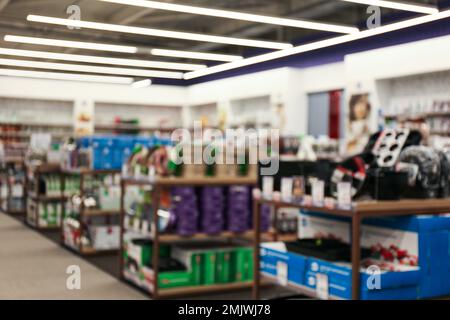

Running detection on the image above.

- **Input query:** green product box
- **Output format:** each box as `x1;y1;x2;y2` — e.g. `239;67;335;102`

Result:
217;251;232;283
191;253;203;285
158;271;192;289
243;248;254;281
203;252;217;285
233;248;246;282
171;247;203;285
232;247;254;283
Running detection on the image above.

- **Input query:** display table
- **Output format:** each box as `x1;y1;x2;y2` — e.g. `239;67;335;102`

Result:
252;198;450;300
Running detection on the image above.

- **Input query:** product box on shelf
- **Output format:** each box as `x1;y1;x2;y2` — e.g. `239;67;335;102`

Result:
112;136;134;169
217;251;233;283
233;247;254;282
91;136;115;170
299;211;450;298
260;242;306;287
304;258;420;300
89;226;120;250
99;186;121;210
172;243;254;286
142;267;192;291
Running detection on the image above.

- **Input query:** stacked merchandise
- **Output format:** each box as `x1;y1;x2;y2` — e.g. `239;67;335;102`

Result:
63;204;120;251
260;204;272;233
227;186;251;233
124;185;262;237
27;200;62;228
76;135;172;171
170;187;199;236
200;187;224;234
62;172;121;252
40;174;62;196
261;211;450;300
63;175;80;196
123;239;254;292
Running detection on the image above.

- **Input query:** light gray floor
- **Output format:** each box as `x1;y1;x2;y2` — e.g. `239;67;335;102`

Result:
0;213;148;300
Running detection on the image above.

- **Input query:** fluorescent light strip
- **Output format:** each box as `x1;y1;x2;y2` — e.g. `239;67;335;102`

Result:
132;79;152;88
27;15;292;50
0;68;133;84
0;58;184;79
342;0;439;15
0;46;205;71
5;34;239;64
184;9;450;80
99;0;359;34
150;48;242;62
4;35;137;53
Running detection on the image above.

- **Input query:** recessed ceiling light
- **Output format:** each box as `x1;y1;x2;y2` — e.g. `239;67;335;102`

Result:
132;79;152;88
0;58;184;79
0;68;133;84
184;10;450;79
4;35;138;53
99;0;359;34
342;0;439;15
150;48;242;62
0;46;205;71
27;15;293;50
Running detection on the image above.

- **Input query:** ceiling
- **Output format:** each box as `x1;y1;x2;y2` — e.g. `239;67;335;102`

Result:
0;0;443;81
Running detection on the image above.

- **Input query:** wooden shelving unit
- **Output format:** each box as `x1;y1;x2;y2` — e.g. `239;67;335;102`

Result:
120;175;259;299
25;163;65;230
384;111;450;137
252;197;450;300
62;169;121;255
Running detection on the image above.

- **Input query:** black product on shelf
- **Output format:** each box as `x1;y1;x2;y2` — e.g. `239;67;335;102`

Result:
367;168;409;200
146;257;187;273
398;146;442;199
363;129;422;157
438;151;450;198
285;239;372;262
259;160;338;197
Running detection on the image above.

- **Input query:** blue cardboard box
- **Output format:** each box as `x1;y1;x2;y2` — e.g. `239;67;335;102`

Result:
113;136;135;169
260;243;306;287
300;211;450;299
305;257;420;300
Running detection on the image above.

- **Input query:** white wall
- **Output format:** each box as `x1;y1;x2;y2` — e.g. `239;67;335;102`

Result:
187;64;345;135
0;76;187;105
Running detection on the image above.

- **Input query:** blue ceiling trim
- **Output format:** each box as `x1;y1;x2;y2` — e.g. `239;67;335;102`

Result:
184;16;450;86
152;1;450;86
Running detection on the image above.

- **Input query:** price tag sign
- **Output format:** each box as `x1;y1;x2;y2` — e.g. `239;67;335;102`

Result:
123;216;130;229
276;261;288;287
312;180;324;207
316;273;329;300
141;220;149;235
133;218;141;232
280;177;293;203
337;181;352;210
262;177;274;200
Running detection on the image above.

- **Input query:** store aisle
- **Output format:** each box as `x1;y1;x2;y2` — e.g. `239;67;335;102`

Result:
0;214;148;300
